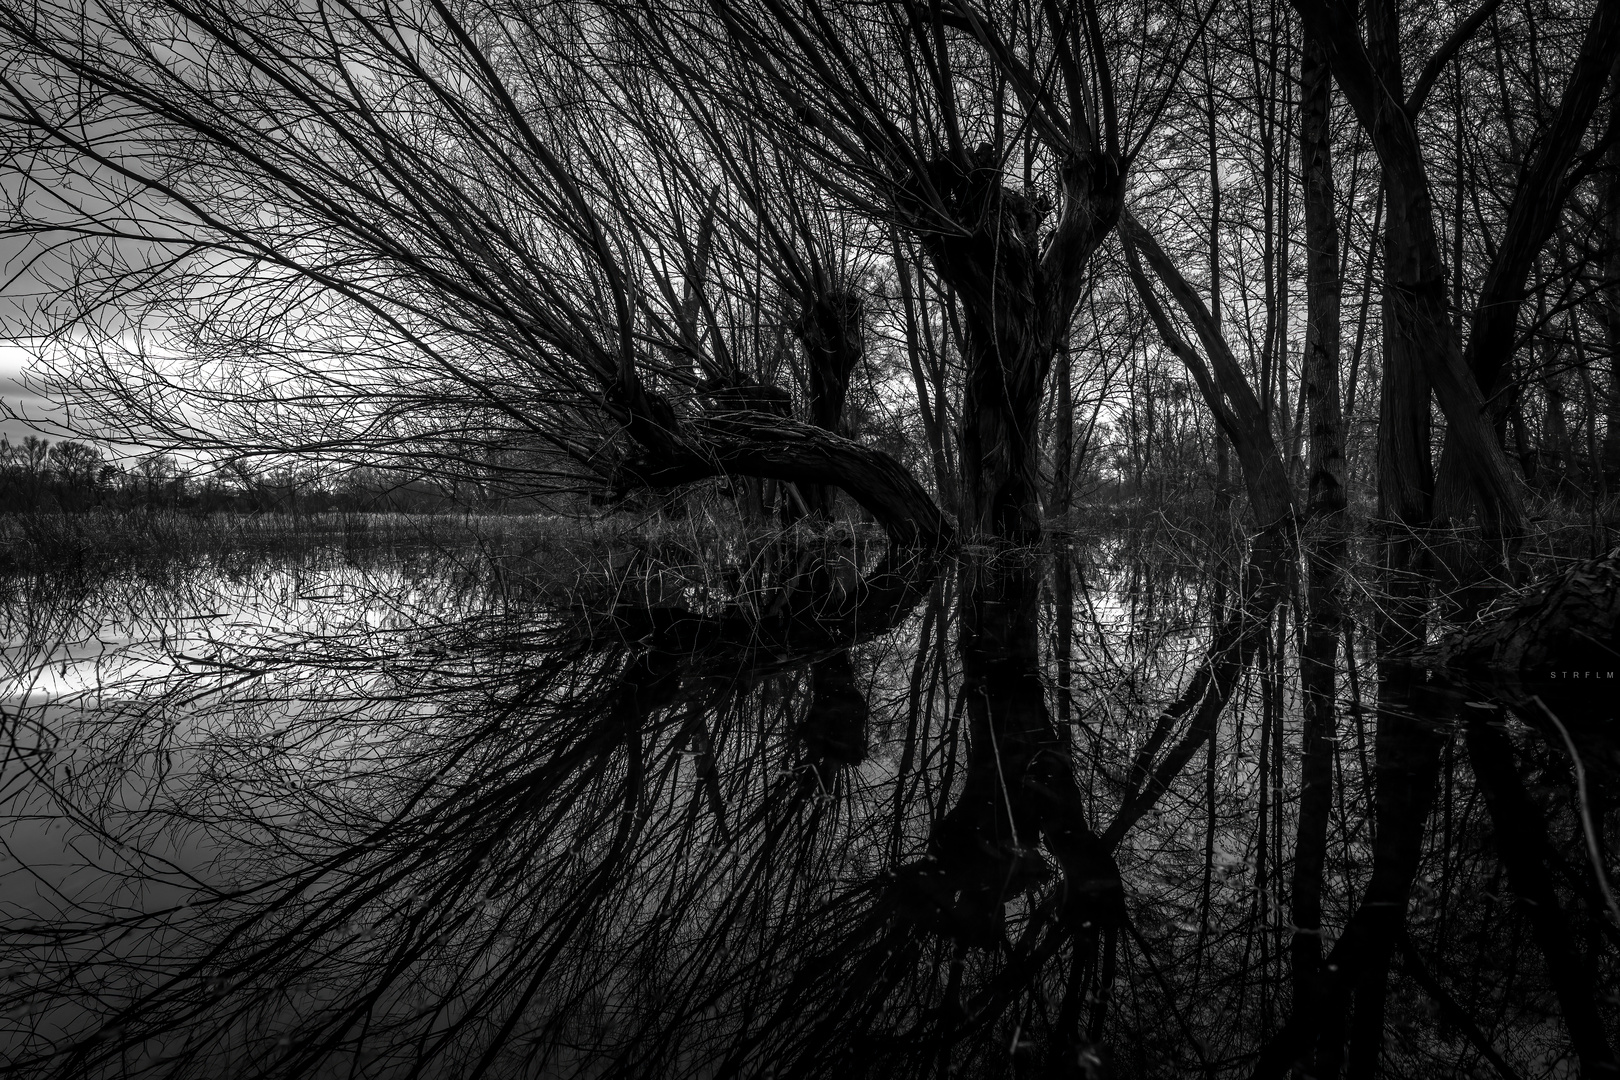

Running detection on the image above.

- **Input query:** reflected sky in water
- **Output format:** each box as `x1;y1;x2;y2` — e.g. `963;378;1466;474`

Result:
1;531;1616;1078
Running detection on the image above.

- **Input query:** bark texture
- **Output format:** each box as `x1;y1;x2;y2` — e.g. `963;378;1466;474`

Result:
1605;55;1620;471
1292;0;1525;539
904;146;1122;541
1292;35;1347;1008
793;287;865;518
1413;547;1620;674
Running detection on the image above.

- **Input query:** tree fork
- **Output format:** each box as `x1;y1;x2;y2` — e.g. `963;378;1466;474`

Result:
1292;0;1527;543
903;146;1122;541
793;286;865;519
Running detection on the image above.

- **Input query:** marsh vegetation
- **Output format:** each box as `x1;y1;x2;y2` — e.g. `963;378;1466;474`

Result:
0;521;1614;1078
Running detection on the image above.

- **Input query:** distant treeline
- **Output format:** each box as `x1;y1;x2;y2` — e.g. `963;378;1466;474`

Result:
0;435;556;514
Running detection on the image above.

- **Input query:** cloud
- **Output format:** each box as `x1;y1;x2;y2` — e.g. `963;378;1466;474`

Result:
0;374;71;446
0;344;143;455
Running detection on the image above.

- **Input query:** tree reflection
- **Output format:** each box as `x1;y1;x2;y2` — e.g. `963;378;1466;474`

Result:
1;540;1616;1078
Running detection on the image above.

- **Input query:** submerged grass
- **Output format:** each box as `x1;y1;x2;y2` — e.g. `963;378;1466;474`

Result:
0;509;895;623
3;493;1613;604
0;510;511;569
0;507;888;560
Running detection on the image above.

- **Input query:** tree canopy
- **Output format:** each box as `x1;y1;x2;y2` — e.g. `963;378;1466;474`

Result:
0;0;1617;553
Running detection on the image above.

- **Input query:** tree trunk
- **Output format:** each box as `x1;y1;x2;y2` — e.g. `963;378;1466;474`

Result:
1292;35;1347;1011
1376;175;1435;651
1412;547;1620;674
1606;55;1620;471
884;554;1123;1069
1119;211;1294;524
905;147;1122;542
1249;680;1446;1079
1437;0;1620;491
793;287;865;519
1051;341;1075;526
1292;0;1525;541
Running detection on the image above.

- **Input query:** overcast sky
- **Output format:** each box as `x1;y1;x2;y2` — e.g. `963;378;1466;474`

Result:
0;347;71;446
1;189;105;448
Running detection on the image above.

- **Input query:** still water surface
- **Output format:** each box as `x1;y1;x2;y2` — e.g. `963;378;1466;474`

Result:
1;533;1615;1078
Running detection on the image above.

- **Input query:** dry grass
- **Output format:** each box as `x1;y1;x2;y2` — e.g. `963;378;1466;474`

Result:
0;510;495;568
0;509;892;613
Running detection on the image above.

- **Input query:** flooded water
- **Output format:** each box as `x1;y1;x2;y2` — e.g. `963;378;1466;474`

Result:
1;531;1616;1078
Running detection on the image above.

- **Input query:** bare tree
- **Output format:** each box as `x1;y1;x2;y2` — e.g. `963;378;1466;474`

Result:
630;0;1211;540
0;0;948;542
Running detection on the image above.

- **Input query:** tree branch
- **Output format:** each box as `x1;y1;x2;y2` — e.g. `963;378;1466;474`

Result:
1404;0;1508;115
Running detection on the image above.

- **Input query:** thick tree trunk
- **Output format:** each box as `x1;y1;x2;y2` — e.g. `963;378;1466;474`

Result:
1379;0;1619;531
889;553;1122;1072
906;147;1122;542
1606;56;1620;471
793;287;865;519
1382;197;1520;541
1293;0;1524;541
894;558;1107;941
1436;0;1620;491
1412;547;1620;674
956;315;1050;541
1051;341;1075;525
1376;180;1435;651
613;410;952;547
1341;678;1445;1080
1292;36;1346;1010
1249;680;1446;1080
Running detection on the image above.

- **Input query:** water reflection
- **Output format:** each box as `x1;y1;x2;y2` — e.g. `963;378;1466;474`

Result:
1;535;1615;1078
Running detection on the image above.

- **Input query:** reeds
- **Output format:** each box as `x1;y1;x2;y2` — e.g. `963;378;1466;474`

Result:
0;509;664;571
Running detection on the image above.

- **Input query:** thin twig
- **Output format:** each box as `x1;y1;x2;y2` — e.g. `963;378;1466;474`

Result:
1533;694;1620;928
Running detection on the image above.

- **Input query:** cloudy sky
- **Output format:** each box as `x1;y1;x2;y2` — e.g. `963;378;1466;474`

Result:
1;194;98;447
0;357;69;446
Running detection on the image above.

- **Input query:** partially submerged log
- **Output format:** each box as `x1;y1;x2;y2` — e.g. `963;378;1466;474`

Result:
1415;551;1620;832
1417;548;1620;675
